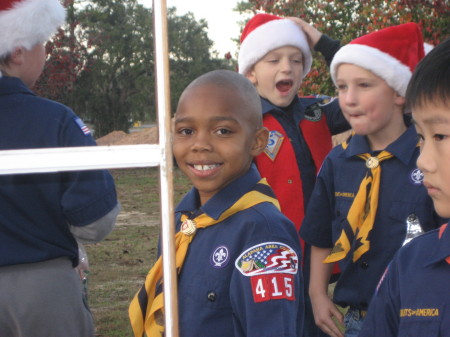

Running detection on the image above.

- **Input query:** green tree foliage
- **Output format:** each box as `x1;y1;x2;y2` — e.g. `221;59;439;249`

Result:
36;0;232;138
237;0;449;96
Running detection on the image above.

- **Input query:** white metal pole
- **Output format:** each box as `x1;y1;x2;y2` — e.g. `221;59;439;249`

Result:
153;0;179;336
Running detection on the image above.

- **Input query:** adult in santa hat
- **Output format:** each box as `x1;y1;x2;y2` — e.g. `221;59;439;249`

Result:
0;1;120;337
238;13;350;337
300;22;443;337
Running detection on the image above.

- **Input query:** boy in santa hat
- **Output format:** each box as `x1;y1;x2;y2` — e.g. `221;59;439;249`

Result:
238;13;350;337
0;1;120;336
299;23;444;337
359;37;450;337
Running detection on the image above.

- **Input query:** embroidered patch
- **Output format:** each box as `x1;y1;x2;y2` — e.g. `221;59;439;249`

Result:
264;131;284;161
210;245;230;269
410;168;424;185
304;103;322;122
236;242;298;303
235;242;298;276
250;273;295;302
73;117;91;136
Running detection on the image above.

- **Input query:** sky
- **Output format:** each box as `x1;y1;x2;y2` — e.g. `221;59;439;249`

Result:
138;0;244;56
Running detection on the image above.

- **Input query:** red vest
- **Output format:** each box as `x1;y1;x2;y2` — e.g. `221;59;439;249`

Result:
255;113;332;234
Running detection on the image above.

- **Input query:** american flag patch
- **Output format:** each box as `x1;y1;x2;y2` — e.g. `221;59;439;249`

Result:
74;117;91;135
235;242;298;276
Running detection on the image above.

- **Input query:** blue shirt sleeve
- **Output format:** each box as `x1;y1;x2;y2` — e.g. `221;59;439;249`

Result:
359;261;401;337
300;156;335;248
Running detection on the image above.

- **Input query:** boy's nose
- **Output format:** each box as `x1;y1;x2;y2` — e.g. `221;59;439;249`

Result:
416;143;436;174
342;86;357;106
280;58;293;73
191;134;212;152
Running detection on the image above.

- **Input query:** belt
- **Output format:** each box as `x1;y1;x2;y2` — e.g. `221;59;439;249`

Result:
348;308;367;320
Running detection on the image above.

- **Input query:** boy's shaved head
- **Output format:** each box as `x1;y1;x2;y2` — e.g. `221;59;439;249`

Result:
178;69;263;129
173;69;269;205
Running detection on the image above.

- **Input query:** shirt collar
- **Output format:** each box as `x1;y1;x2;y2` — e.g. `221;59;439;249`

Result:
175;164;261;220
427;222;450;265
342;125;418;166
0;76;34;96
261;96;302;115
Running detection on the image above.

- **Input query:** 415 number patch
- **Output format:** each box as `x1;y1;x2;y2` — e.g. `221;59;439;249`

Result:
250;274;295;303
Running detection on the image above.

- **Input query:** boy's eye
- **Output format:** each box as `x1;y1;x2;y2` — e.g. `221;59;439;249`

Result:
336;84;347;91
358;82;371;88
433;134;447;141
178;128;193;135
216;128;232;135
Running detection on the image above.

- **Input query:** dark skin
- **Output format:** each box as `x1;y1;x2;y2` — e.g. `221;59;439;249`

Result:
173;70;269;205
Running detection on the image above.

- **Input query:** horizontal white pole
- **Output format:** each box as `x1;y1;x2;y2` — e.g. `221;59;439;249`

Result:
0;144;161;174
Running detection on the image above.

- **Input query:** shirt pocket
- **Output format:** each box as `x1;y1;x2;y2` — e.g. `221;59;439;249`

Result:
331;198;353;241
398;304;443;337
388;201;432;243
398;318;441;337
182;272;232;310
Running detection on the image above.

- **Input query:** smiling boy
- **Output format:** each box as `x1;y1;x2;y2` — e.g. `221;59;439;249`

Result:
358;37;450;337
129;70;304;337
299;23;443;337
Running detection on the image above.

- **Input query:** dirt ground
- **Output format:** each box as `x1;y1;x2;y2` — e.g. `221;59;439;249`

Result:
115;211;160;227
96;127;159;146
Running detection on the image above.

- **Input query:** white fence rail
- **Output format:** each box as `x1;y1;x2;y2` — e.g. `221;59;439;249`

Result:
0;144;160;174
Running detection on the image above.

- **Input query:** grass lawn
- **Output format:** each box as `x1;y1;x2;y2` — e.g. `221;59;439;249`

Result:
85;167;190;337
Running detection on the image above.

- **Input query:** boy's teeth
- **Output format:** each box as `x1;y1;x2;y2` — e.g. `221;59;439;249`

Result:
193;164;218;171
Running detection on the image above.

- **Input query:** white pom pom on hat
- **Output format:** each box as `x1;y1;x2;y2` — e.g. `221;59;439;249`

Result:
330;22;426;97
238;13;312;79
0;0;66;58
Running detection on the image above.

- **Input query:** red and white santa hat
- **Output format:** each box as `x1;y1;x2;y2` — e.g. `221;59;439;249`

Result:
330;22;425;97
238;13;312;78
0;0;66;58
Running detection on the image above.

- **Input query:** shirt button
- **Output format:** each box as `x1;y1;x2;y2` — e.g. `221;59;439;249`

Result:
360;261;369;270
288;179;293;184
207;292;216;302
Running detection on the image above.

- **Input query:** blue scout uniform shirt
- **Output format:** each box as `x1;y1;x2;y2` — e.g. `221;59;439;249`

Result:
0;76;118;267
359;221;450;337
174;165;304;337
300;124;442;310
261;95;349;210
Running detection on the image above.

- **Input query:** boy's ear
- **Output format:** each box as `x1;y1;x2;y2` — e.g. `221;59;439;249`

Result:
251;127;269;156
394;92;406;106
245;68;258;85
9;47;25;65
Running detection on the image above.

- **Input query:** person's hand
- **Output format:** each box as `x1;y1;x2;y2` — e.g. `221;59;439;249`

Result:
310;292;345;337
287;17;322;49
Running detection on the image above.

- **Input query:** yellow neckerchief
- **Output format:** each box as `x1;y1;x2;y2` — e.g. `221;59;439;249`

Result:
129;178;279;337
324;138;393;263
